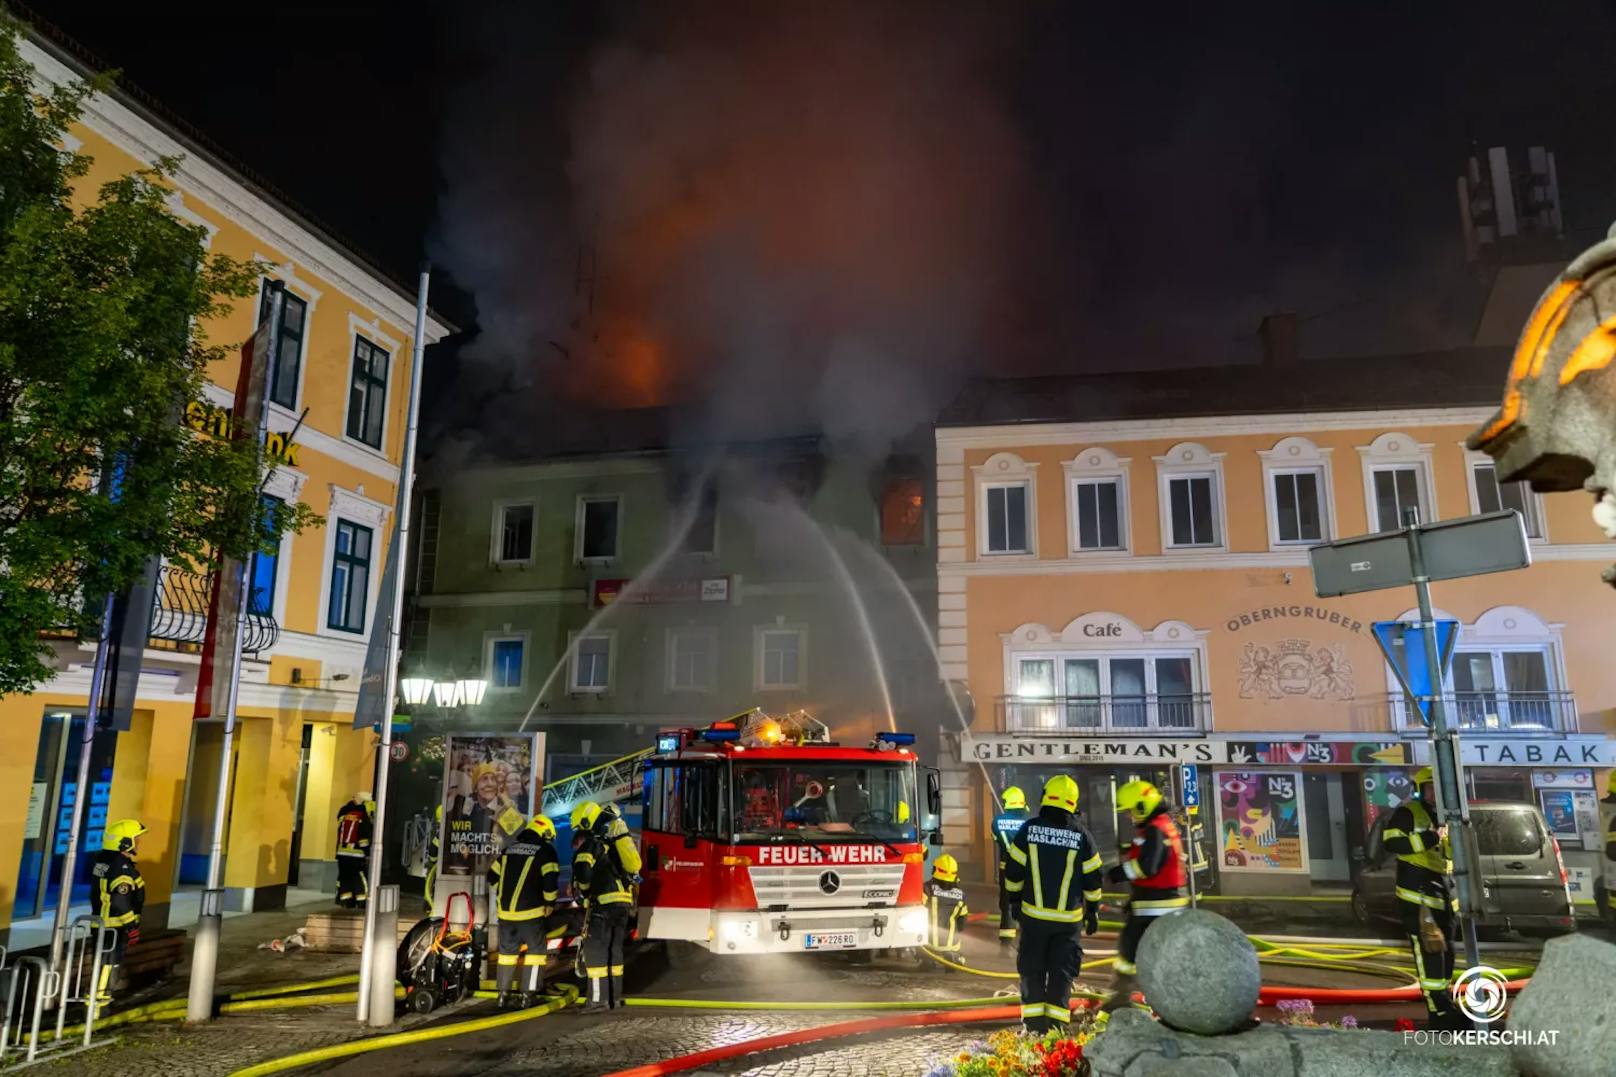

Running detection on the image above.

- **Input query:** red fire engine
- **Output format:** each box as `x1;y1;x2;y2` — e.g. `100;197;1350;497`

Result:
637;709;941;958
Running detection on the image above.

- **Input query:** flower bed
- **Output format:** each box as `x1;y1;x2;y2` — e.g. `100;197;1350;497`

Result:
924;1013;1106;1077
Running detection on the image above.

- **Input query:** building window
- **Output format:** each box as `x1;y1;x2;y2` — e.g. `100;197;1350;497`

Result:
1072;478;1124;551
1011;652;1201;731
260;281;308;411
1154;442;1226;553
757;626;805;690
668;627;717;692
1472;462;1542;539
1167;475;1218;547
682;485;718;555
1450;649;1554;731
879;476;926;547
346;336;389;449
983;483;1030;554
488;637;525;690
1371;466;1423;532
249;494;283;617
570;633;612;692
494;503;535;564
327;519;372;633
1270;470;1324;544
577;496;621;561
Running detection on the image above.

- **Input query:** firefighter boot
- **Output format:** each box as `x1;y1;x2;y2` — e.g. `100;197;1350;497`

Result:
1101;972;1138;1013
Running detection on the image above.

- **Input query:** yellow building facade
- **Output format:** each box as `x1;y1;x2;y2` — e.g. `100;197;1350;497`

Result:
0;34;451;941
935;357;1616;907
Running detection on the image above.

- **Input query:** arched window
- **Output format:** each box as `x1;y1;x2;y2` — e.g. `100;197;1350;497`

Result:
1384;605;1568;732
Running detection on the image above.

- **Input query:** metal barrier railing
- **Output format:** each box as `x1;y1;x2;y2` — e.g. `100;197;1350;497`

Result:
0;919;115;1066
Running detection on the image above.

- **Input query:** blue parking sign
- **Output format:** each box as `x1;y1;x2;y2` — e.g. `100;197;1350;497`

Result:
1180;764;1200;808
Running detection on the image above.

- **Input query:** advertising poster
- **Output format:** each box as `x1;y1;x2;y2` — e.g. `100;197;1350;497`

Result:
1216;771;1306;871
440;733;544;878
1538;789;1579;839
1362;767;1419;831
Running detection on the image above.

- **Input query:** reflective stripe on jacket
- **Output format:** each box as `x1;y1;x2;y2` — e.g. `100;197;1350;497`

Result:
89;849;144;928
924;879;968;950
1383;799;1457;911
1002;806;1103;925
992;809;1028;875
488;826;559;922
336;801;373;858
573;814;642;907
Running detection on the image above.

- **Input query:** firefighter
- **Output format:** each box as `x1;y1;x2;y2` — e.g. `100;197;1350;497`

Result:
992;786;1030;952
90;819;146;1005
1383;766;1466;1030
1102;780;1189;1012
1002;775;1103;1035
571;800;642;1012
335;793;374;909
424;805;442;908
924;854;969;960
488;813;560;1009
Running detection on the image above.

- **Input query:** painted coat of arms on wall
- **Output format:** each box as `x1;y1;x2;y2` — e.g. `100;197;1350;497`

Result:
1237;639;1353;700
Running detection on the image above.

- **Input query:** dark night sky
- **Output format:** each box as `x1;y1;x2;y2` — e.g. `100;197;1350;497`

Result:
21;1;1616;454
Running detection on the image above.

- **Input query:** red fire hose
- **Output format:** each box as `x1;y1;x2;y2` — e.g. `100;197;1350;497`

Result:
1258;978;1530;1004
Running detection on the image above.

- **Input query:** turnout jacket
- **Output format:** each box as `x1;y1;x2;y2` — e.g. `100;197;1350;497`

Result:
1002;806;1103;925
488;824;559;922
992;807;1028;880
335;800;373;858
572;811;643;909
923;877;968;950
89;849;144;928
1107;806;1189;916
1382;798;1457;912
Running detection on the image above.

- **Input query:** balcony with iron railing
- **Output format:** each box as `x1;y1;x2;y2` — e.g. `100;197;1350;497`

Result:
147;564;279;654
996;693;1211;734
1386;690;1578;734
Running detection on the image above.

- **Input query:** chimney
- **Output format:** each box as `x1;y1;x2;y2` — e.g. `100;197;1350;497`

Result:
1259;312;1299;368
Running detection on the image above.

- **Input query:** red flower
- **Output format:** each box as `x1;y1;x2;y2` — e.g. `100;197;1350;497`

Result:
1394;1017;1415;1032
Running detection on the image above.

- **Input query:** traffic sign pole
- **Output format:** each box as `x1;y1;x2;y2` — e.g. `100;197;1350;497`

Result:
1179;764;1199;909
1403;507;1481;971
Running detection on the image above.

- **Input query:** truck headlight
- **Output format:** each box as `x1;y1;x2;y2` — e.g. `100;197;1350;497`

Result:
898;909;927;937
719;918;754;943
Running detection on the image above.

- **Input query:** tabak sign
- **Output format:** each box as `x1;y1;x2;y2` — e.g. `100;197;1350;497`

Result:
591;576;731;607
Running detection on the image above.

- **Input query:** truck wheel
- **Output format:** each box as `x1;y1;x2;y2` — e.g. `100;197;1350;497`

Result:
1350;887;1372;927
664;941;711;972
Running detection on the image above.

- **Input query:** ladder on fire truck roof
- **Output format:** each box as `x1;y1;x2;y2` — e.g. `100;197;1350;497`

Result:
540;747;653;819
735;707;830;745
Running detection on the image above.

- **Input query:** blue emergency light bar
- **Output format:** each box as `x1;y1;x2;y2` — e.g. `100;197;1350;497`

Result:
656;733;681;753
701;725;740;742
874;732;916;746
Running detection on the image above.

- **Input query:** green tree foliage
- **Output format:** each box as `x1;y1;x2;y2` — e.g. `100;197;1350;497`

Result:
0;17;316;694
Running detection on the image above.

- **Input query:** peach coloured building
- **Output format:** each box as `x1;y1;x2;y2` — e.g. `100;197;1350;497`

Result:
933;346;1616;907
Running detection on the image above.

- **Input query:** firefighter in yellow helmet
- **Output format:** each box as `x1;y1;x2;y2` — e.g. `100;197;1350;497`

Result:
924;854;969;960
1001;775;1103;1034
1383;766;1467;1029
488;814;560;1009
90;819;146;1004
334;793;373;908
992;786;1030;951
570;801;642;1012
1102;780;1189;1012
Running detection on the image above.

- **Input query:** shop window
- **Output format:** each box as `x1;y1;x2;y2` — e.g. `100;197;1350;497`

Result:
493;502;535;565
327;519;372;633
577;496;621;561
260;281;308;411
1472;462;1543;539
879;476;926;547
570;633;612;692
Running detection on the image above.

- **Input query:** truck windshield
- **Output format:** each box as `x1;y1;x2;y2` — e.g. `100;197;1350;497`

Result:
733;762;917;843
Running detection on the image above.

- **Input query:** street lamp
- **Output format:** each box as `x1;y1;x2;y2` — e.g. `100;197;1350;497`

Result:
456;678;489;707
402;672;488;713
399;676;434;707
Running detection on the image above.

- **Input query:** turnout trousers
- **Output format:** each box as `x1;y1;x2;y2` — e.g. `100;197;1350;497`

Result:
997;872;1018;945
496;919;548;995
1016;917;1080;1035
581;905;632;1009
1400;901;1461;1027
336;855;368;908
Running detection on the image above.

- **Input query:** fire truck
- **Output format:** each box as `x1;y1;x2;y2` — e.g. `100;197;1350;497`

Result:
636;709;942;960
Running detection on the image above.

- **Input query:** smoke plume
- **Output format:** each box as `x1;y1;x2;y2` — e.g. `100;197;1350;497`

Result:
432;1;1041;459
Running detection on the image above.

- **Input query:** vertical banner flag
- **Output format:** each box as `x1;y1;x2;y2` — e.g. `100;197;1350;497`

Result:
352;539;400;729
100;558;161;731
193;308;275;719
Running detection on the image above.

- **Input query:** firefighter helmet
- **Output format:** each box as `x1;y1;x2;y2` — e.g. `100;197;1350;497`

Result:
933;854;960;882
1414;766;1434;786
528;814;557;840
571;801;603;833
103;819;147;853
1116;780;1163;824
1041;775;1079;812
1001;786;1027;811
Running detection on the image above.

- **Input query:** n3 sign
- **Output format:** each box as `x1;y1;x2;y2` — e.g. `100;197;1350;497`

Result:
1180;764;1200;809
